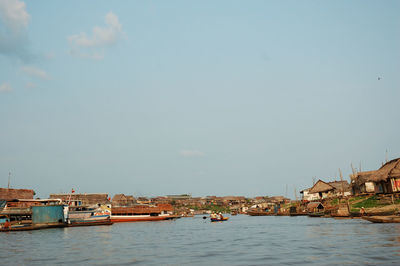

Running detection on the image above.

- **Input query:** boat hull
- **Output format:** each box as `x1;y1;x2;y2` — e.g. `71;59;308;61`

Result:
211;217;229;222
362;215;400;223
68;220;113;227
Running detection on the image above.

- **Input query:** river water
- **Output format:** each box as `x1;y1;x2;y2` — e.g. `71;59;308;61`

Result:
1;215;399;265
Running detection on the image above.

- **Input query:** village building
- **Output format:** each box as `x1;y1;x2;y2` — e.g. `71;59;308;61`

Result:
300;188;320;201
267;196;291;204
0;188;35;200
49;193;110;206
112;194;136;206
304;180;351;200
136;197;151;204
351;158;400;194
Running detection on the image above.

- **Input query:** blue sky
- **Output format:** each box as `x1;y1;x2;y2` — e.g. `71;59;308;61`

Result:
1;0;399;198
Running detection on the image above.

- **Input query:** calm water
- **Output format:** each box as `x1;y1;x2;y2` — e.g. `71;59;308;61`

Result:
1;215;400;265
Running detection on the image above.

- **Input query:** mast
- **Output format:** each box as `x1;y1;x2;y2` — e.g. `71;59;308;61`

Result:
8;171;11;189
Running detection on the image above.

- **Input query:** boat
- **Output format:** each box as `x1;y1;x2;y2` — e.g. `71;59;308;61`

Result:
211;217;229;222
289;212;308;216
1;206;68;232
67;207;113;227
246;209;275;216
308;212;325;217
0;223;66;232
362;215;400;223
111;204;175;222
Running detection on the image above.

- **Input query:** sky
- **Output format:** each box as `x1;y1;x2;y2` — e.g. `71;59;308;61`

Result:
0;0;399;199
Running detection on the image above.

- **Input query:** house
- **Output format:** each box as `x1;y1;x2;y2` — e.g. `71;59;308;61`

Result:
351;158;400;194
305;180;351;200
49;193;110;206
0;188;35;200
300;188;320;201
112;194;136;206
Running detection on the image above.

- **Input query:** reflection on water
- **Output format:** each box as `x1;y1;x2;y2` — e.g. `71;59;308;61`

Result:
1;215;400;265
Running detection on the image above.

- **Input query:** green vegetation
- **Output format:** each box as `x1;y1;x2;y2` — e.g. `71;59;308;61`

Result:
349;196;367;202
351;196;384;209
331;198;339;205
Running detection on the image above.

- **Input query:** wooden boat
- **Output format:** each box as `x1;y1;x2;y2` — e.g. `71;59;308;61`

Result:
1;223;67;232
211;217;229;222
362;215;400;223
289;213;308;216
247;209;275;216
308;212;325;217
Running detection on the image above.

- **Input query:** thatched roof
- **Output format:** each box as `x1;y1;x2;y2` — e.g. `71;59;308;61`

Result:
309;180;335;193
112;194;127;201
353;158;400;185
328;181;351;192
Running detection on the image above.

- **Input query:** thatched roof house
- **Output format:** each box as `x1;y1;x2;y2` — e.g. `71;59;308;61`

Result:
351;158;400;194
306;179;351;200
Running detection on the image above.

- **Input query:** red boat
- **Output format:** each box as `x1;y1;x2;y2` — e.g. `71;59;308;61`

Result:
111;204;176;222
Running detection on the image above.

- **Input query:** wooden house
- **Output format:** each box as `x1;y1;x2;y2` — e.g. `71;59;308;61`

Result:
351;158;400;194
307;180;351;200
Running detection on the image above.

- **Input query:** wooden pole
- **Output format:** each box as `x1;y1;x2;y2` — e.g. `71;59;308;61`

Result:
7;171;11;189
339;168;344;197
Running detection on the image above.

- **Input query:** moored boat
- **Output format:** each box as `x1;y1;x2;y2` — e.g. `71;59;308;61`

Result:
362;215;400;223
247;209;275;216
67;207;113;227
308;212;325;217
289;213;308;216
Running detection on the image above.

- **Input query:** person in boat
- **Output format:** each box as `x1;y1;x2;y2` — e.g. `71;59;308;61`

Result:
218;212;224;220
3;218;11;229
210;212;217;219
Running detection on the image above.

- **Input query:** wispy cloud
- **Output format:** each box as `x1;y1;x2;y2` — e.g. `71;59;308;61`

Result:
0;82;12;92
0;0;32;61
68;49;104;60
179;150;205;158
21;65;50;80
68;12;124;60
25;81;35;88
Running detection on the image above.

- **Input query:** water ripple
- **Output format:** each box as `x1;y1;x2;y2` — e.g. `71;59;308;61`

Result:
1;215;400;265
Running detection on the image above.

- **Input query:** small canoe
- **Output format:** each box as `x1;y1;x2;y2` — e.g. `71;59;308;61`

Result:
308;212;325;217
362;215;400;223
289;213;308;217
211;217;229;222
